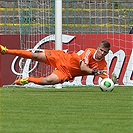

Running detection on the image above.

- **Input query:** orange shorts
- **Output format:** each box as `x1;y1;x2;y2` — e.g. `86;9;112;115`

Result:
52;69;70;83
45;50;74;83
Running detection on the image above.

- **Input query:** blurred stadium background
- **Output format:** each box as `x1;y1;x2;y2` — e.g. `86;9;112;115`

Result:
0;0;133;87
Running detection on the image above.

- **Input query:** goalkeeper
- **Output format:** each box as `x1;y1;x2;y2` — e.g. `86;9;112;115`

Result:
0;40;117;85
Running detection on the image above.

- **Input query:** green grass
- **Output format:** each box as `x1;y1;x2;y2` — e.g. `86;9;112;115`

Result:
0;86;133;133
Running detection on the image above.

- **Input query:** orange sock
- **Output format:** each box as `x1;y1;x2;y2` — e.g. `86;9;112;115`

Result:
28;77;44;85
7;49;32;59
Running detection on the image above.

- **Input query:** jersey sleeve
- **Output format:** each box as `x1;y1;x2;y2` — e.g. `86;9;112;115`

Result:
80;48;91;64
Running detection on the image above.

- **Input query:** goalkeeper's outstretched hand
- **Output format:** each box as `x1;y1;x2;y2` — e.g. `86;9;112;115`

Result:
111;73;118;84
92;69;107;76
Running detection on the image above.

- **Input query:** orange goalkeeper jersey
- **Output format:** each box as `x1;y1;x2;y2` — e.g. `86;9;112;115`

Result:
79;48;108;75
45;49;108;83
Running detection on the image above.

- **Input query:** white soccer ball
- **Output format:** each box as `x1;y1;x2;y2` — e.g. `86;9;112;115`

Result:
99;78;114;92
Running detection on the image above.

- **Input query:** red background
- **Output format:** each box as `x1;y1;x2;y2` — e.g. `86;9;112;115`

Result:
0;35;20;86
0;34;132;86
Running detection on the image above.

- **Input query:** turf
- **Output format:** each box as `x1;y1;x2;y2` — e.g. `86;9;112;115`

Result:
0;86;132;133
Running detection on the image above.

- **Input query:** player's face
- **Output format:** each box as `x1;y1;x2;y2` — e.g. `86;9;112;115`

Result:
95;45;109;60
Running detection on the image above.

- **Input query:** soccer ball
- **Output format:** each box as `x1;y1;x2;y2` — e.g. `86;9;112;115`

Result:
99;78;114;92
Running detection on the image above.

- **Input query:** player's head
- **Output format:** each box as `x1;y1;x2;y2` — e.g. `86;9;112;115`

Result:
99;40;110;49
95;40;110;60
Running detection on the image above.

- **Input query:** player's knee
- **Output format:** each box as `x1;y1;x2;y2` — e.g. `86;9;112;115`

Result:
32;53;46;62
32;53;39;60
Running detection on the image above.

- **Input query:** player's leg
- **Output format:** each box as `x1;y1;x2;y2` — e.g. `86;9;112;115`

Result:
15;69;69;85
29;73;60;85
15;73;60;85
0;45;47;62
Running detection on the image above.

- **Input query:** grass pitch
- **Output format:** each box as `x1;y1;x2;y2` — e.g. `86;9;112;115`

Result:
0;86;132;133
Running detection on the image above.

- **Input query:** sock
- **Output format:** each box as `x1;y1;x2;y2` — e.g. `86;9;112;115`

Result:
7;49;32;59
28;77;44;85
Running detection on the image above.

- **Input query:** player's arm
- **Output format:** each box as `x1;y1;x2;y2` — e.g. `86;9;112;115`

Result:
80;60;93;74
80;60;108;76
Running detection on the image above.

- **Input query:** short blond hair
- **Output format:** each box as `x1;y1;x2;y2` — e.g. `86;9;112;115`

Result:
100;40;110;50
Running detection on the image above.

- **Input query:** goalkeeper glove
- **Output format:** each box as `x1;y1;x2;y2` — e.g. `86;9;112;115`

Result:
92;69;107;76
111;73;118;84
